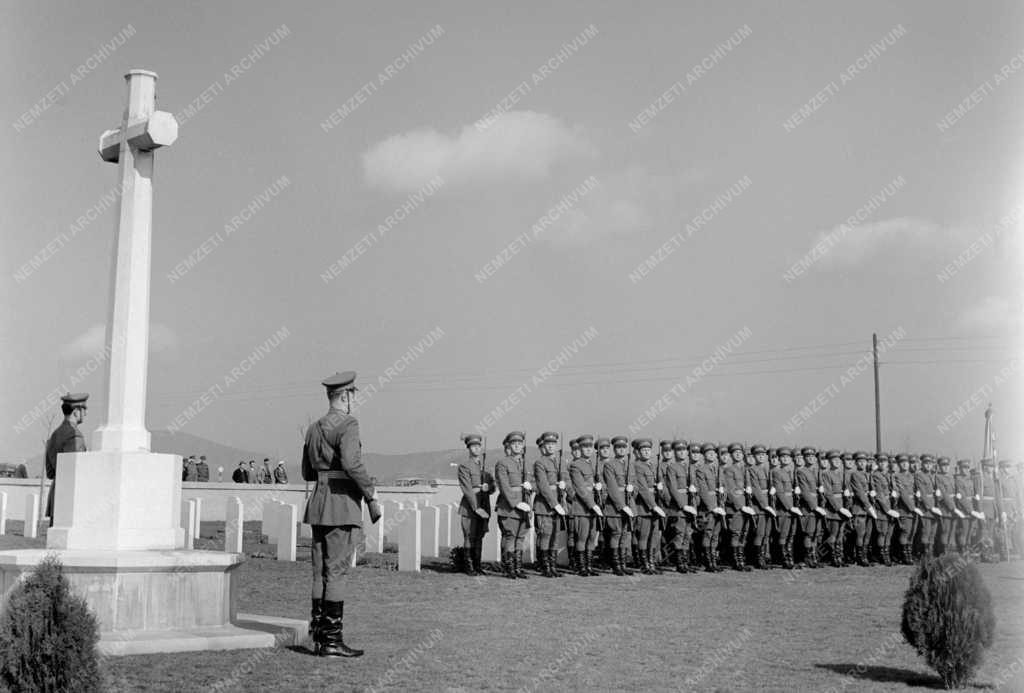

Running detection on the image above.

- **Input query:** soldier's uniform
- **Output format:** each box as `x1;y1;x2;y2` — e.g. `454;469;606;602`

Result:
869;455;897;566
998;460;1020;558
565;438;582;571
196;457;210;482
569;435;602;576
602;436;636;576
630;439;664;575
44;393;88;527
721;443;751;571
652;441;675;569
933;457;957;556
848;452;873;566
820;451;847;566
747;444;774;569
664;440;697;573
301;371;377;658
771;448;799;569
457;434;493;575
953;459;976;552
976;459;1000;560
691;444;722;571
914;455;940;558
533;432;567;577
892;454;920;564
183;456;198;482
495;431;531;579
795;448;822;567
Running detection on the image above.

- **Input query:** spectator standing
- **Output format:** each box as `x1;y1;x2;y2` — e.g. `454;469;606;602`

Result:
232;462;246;483
261;458;274;484
183;455;198;482
245;460;257;484
274;460;289;484
196;455;210;482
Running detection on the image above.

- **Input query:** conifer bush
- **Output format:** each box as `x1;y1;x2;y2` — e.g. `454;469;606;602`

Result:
901;553;995;689
0;554;102;693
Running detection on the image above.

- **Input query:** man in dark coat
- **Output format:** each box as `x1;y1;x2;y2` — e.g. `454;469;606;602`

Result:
44;393;88;527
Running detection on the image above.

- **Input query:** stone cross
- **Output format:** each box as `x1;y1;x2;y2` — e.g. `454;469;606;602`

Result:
92;70;177;452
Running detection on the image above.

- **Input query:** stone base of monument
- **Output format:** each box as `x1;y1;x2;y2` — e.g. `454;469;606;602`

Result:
0;549;306;655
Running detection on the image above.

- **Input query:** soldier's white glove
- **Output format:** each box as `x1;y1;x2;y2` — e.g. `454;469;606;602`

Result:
745;485;752;494
594;482;603;490
769;486;776;495
867;507;878;520
955;492;962;500
688;484;697;493
515;502;531;512
480;483;490;492
766;507;778;517
973;494;980;501
843;489;852;498
814;506;827;517
790;507;803;516
591;504;603;516
794;485;802;495
817;485;825;493
718;486;725;494
625;484;634;493
741;505;756;516
935;489;942;497
869;490;877;498
556;480;566;490
914;490;921;498
890;491;898;498
953;508;966;519
912;507;924;517
713;506;726;516
886;509;901;519
656;482;664;491
931;507;943;516
653;506;667;518
521;481;533;491
474;508;490;519
623;506;636;518
554;504;566;516
971;510;985;520
683;505;698;515
839;508;853;519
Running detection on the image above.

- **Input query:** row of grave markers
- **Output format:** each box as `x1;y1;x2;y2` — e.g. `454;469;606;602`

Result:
6;492;553;573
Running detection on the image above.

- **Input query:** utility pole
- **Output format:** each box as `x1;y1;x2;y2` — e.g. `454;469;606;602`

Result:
873;333;881;455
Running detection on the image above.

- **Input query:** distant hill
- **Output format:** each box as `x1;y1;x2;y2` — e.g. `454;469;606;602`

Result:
21;430;497;484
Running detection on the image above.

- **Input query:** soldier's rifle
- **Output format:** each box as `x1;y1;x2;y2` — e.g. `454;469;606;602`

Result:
624;449;635;534
556;432;569;534
521;432;533;531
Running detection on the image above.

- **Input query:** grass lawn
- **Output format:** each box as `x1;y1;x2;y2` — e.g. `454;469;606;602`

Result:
3;522;1023;692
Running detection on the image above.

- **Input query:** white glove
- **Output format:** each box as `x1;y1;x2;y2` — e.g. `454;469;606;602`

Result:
814;506;826;516
914;490;921;498
973;494;980;501
515;502;531;512
817;485;824;493
556;480;566;490
625;484;634;493
971;510;985;520
623;506;636;518
839;508;852;519
790;507;803;516
474;508;489;519
769;487;776;495
843;489;852;498
718;486;725;494
869;490;877;498
766;507;778;517
890;491;898;498
594;482;604;490
554;504;566;516
683;505;698;515
935;489;942;497
688;484;697;493
886;509;900;519
931;507;943;516
912;507;924;517
656;482;664;491
744;485;752;494
868;507;878;520
713;506;726;516
741;506;756;516
591;504;603;516
480;483;490;492
955;492;962;500
522;481;533;491
794;485;802;494
953;508;966;519
653;506;667;518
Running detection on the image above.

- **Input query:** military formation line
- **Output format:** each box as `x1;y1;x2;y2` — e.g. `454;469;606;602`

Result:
455;431;1022;578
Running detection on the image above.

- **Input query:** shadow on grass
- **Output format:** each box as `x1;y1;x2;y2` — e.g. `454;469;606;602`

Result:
815;663;945;689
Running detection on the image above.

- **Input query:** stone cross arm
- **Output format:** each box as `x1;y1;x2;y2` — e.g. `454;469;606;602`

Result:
98;111;178;163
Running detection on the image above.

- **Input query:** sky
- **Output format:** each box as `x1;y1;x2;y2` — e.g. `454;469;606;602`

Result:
1;0;1021;463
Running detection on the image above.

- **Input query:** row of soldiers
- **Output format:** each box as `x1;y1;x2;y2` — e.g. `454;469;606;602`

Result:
456;431;1021;578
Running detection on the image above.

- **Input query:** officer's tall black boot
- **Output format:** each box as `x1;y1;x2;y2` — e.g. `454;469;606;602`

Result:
319;601;363;658
472;544;485;575
462;546;476;576
857;546;871;567
618;547;635;576
567;546;578;574
577;549;590;577
308;598;323;655
550;549;563;577
586;549;601;576
514;550;529;579
502;550;516;579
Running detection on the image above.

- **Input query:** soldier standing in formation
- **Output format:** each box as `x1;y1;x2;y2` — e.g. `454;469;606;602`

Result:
795;448;821;567
457;434;492;576
693;443;724;571
915;455;940;560
953;459;975;552
935;457;958;554
747;445;775;568
664;440;697;572
848;452;872;566
772;447;800;569
602;436;636;575
301;371;380;658
870;454;897;565
569;435;602;576
630;439;665;574
533;432;567;577
45;393;88;527
495;431;531;579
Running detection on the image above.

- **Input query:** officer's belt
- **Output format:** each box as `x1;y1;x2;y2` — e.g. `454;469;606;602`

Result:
317;471;351;482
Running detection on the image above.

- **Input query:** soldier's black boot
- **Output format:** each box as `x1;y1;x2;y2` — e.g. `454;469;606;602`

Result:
319;601;363;658
857;546;870;567
461;546;476;576
619;548;635;576
514;550;528;579
567;547;578;574
736;546;752;572
577;549;590;577
586;549;601;576
550;549;563;577
308;598;323;655
652;551;664;574
472;545;485;575
502;551;516;579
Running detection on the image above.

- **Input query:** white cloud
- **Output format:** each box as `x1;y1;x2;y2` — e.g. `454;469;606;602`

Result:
814;217;946;270
362;111;596;193
60;323;180;361
955;295;1022;333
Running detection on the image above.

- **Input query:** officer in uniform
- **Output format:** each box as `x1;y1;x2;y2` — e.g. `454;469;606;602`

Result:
721;443;751;571
664;440;697;573
870;454;898;566
933;457;957;556
602;436;636;576
495;431;531;579
747;444;775;569
795;447;822;567
569;435;603;576
693;443;725;571
653;440;675;569
533;432;568;577
977;458;1000;560
848;452;873;566
915;455;941;559
45;393;88;527
771;447;800;569
953;459;976;553
301;371;380;658
631;439;666;574
998;459;1020;557
196;455;210;482
892;454;921;564
457;434;493;575
590;436;608;569
820;451;847;567
566;437;582;572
